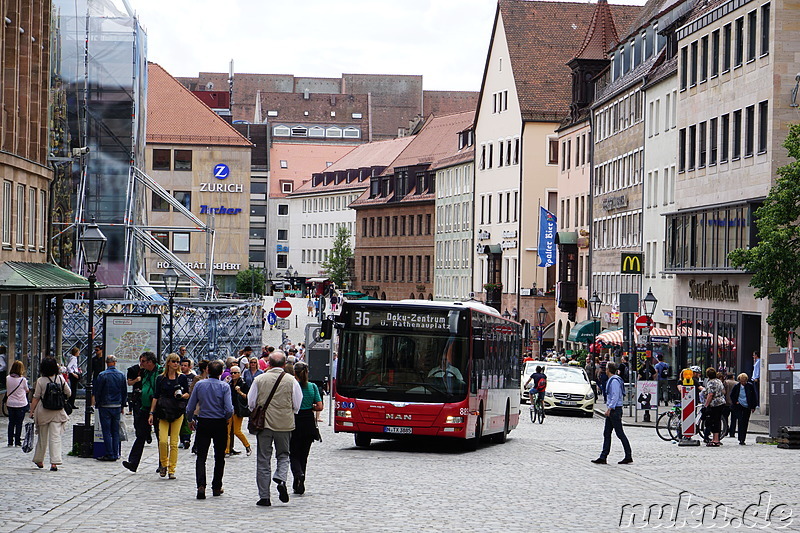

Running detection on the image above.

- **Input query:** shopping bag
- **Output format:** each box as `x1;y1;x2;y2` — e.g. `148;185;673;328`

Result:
119;419;128;441
21;421;34;453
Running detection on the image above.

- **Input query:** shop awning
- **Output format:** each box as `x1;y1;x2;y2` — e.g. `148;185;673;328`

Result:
478;244;502;254
306;277;328;283
566;320;601;343
0;261;99;294
556;231;578;244
596;327;677;345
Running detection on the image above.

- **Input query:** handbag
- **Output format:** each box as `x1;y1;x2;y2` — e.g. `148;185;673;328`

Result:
21;421;34;453
119;419;128;441
248;372;286;435
2;379;24;415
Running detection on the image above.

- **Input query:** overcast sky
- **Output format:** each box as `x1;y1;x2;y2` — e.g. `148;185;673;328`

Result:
132;0;645;92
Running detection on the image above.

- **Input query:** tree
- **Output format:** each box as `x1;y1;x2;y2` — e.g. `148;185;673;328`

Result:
729;124;800;346
235;267;265;297
322;226;354;287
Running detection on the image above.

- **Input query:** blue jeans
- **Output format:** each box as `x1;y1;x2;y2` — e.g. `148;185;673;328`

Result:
98;406;122;459
600;406;632;460
8;406;27;445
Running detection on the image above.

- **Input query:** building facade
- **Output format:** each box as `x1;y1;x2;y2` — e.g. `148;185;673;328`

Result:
669;0;790;403
145;64;254;296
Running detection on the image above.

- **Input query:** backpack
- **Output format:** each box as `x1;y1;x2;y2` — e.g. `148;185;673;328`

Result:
41;376;66;410
660;363;671;379
535;377;547;392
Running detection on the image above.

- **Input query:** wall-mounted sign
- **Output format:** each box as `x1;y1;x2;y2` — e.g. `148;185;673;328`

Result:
477;230;491;241
577;236;590;249
214;164;230;180
199;205;242;215
602;195;628;211
277;244;289;252
520;288;532;296
156;260;241;272
688;279;739;302
200;182;243;192
501;240;517;249
502;230;517;239
621;252;643;274
361;285;380;291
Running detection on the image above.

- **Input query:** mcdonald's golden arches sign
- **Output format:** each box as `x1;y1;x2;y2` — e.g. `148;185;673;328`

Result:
621;252;643;274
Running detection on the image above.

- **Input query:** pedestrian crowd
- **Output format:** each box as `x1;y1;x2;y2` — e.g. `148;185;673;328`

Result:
6;342;324;508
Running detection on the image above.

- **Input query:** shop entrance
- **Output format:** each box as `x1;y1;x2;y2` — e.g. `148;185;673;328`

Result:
739;313;761;378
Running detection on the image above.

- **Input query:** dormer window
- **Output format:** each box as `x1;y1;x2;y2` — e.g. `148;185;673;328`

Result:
273;125;290;136
291;126;308;137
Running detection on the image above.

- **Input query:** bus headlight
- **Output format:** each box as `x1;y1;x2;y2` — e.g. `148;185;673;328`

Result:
445;416;464;424
336;409;352;418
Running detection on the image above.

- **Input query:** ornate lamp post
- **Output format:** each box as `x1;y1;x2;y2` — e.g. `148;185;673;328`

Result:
588;291;602;351
537;304;548;357
78;217;106;456
162;266;180;353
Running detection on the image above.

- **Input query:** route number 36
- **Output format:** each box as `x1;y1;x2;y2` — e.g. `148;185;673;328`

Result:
354;311;370;326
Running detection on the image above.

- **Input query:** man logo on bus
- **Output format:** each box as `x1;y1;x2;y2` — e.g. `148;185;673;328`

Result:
621;252;643;274
386;414;412;420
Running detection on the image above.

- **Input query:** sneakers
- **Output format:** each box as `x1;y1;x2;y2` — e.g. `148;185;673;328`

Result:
159;466;167;477
229;450;242;456
246;446;252;456
256;498;271;507
168;473;176;480
618;457;633;464
275;480;289;503
591;458;607;464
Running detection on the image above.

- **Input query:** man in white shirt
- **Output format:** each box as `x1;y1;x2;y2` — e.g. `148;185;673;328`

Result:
247;351;302;507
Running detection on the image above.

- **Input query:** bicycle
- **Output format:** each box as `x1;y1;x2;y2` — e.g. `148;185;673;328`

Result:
655;402;682;441
529;392;545;424
697;408;728;443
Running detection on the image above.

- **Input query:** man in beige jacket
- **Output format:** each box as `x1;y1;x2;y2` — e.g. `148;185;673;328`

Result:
247;351;302;506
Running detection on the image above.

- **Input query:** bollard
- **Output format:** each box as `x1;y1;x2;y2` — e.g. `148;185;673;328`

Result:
678;384;701;446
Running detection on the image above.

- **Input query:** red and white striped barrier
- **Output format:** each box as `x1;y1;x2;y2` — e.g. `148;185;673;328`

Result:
681;385;696;438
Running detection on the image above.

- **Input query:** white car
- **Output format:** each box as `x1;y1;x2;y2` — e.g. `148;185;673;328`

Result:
541;365;595;417
520;361;555;403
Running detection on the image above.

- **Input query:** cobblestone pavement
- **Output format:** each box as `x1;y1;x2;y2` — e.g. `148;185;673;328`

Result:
1;299;798;532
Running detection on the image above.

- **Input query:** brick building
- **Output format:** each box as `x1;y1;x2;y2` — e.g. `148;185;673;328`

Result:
352;112;475;301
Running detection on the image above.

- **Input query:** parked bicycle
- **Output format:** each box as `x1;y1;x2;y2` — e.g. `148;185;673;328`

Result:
655;402;728;442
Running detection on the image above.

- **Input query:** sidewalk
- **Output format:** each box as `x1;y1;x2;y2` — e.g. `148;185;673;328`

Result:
593;399;770;435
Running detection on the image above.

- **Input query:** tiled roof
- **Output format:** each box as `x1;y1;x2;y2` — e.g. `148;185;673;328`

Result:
383;111;475;175
146;63;252;147
257;92;369;139
499;0;641;121
289;137;415;197
574;0;621;60
269;143;356;197
617;0;691;41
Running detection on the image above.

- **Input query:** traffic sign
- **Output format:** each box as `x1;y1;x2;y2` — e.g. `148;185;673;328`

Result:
274;300;292;318
634;315;653;332
276;319;290;330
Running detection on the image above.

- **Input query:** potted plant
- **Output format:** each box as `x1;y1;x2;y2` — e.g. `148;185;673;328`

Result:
483;283;503;292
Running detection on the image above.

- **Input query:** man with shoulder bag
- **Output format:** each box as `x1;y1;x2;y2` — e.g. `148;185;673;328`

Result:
247;351;302;507
122;352;160;473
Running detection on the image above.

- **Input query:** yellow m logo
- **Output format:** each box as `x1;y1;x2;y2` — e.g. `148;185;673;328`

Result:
621;253;643;274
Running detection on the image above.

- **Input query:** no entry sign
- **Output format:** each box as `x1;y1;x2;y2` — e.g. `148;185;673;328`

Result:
634;315;653;332
274;300;292;319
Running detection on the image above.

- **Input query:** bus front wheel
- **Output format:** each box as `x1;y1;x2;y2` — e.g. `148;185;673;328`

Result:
354;433;371;448
464;411;483;451
491;402;510;444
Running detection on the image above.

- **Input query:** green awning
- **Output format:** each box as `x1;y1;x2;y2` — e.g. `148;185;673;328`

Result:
567;320;601;343
478;244;502;254
556;231;578;244
0;261;98;294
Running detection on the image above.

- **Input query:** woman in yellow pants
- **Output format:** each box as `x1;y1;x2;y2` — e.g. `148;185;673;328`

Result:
149;353;190;479
226;366;251;455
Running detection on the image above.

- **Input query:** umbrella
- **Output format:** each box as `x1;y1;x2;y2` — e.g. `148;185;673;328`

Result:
343;291;364;297
358;295;378;300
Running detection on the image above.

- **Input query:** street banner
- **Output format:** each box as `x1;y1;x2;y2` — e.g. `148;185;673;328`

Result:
538;206;557;267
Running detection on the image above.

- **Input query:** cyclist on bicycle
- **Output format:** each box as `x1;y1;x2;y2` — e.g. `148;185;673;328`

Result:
524;366;547;406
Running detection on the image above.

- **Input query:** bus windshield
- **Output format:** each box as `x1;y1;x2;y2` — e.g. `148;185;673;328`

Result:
337;330;468;403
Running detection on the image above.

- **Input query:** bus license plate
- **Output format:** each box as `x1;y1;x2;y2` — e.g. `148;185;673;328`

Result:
560;401;577;406
384;426;412;434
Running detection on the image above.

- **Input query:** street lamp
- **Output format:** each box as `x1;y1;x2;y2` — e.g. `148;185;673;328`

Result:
537;304;548;357
78;216;106;456
502;309;511;320
163;266;180;353
642;287;658;318
642;287;659;418
588;291;602;349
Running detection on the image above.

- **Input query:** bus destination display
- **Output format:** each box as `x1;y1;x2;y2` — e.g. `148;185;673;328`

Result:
347;309;456;332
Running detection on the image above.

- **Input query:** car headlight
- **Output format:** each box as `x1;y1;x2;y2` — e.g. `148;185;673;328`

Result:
585;391;595;400
545;391;553;397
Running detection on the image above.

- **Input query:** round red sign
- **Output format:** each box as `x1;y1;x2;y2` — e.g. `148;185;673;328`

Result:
274;300;292;318
634;315;653;332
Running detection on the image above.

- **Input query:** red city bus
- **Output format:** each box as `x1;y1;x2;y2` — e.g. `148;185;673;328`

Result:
333;299;521;449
